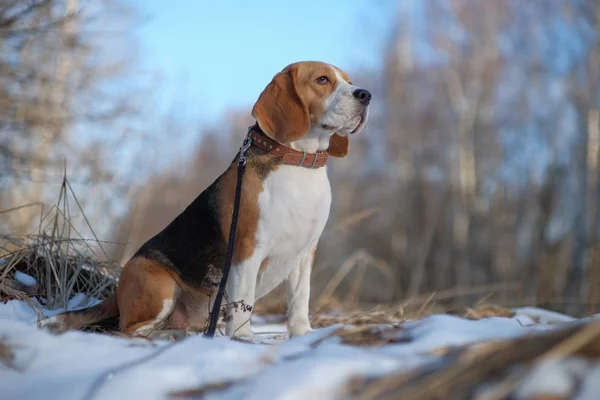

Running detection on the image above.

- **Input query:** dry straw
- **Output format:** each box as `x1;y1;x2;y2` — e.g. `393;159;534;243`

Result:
0;169;120;314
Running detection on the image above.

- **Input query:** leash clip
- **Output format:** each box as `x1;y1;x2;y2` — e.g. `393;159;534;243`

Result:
239;136;252;166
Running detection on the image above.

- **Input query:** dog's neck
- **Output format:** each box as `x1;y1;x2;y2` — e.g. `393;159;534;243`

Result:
288;126;334;153
253;123;333;154
248;125;329;168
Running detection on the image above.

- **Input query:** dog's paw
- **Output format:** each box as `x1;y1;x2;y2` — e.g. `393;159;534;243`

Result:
227;321;253;340
288;323;312;338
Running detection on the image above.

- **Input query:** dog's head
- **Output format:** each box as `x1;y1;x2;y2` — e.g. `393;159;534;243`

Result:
252;61;371;157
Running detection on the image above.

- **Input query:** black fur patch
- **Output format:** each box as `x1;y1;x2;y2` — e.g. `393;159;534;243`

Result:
133;150;279;287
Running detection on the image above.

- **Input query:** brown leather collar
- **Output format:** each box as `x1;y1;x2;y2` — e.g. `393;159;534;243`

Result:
247;124;329;168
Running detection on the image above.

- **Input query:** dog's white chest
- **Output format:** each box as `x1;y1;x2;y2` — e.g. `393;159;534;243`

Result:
258;165;331;251
254;165;331;294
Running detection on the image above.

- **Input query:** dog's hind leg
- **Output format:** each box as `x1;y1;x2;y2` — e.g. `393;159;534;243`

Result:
117;257;179;336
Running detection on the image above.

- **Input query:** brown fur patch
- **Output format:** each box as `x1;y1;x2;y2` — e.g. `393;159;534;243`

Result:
117;256;179;334
252;64;310;144
118;257;221;333
328;134;349;157
218;151;279;266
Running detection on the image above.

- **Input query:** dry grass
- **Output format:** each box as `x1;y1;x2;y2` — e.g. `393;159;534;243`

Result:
0;234;120;309
307;303;517;349
311;324;410;347
0;172;120;312
309;293;518;331
346;319;600;400
169;380;239;399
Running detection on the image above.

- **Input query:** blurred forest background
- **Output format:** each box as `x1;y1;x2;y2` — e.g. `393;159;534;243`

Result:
2;0;600;316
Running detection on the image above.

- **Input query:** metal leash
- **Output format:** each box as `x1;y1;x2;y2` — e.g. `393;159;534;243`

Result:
204;134;252;338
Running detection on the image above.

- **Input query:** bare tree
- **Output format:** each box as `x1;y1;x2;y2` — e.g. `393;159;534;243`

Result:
102;0;600;315
0;0;156;241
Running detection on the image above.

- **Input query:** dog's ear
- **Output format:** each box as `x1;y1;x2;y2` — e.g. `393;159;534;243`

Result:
327;134;349;157
252;65;310;144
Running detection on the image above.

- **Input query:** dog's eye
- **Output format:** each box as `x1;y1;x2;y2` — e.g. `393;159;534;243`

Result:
315;76;329;85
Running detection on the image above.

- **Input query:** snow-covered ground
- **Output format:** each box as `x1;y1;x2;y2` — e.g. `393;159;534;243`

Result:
0;297;598;400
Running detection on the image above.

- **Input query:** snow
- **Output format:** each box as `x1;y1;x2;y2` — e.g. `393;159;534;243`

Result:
14;271;37;287
514;358;590;400
1;298;599;400
393;314;551;354
575;363;600;400
513;307;578;325
0;294;100;323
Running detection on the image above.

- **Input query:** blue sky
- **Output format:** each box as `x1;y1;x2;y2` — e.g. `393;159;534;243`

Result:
130;0;396;124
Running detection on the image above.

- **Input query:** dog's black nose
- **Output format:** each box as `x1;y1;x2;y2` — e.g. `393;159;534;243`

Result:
353;89;371;105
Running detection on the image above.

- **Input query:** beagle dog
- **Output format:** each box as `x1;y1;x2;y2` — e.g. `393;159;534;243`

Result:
41;61;371;338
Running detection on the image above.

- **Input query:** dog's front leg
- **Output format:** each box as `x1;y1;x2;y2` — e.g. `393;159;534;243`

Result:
225;257;260;338
285;246;316;337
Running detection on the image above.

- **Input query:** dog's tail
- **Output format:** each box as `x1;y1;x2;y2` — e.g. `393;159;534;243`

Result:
39;293;119;334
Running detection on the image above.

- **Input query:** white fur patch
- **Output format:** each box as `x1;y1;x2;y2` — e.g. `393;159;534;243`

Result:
333;67;349;85
133;299;174;336
225;165;332;338
255;165;331;297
